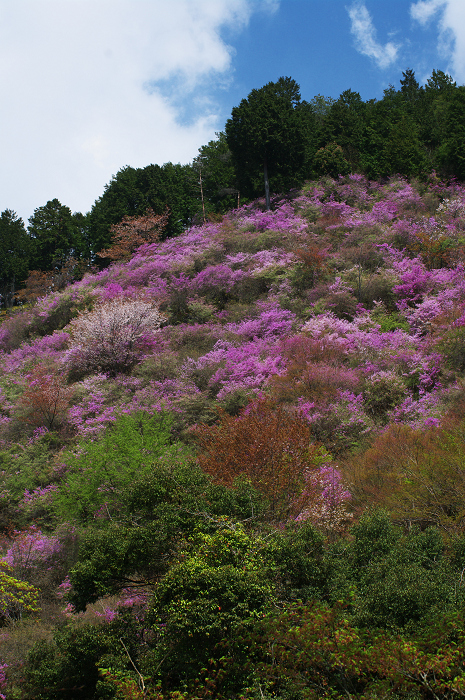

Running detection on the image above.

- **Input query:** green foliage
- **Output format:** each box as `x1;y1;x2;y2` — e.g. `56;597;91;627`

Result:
314;141;351;177
349;508;401;570
370;305;410;332
363;372;407;421
0;560;40;624
436;322;465;372
27;199;78;272
56;412;179;522
328;511;457;632
266;522;328;601
192;132;240;214
0;431;64;530
354;548;452;631
147;525;275;689
68;522;169;611
0;209;31;308
225;76;314;204
254;601;465;700
24;619;138;700
67;455;264;611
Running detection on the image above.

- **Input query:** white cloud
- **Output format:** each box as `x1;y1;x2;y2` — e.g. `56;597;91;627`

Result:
410;0;445;25
347;2;400;69
0;0;274;222
410;0;465;83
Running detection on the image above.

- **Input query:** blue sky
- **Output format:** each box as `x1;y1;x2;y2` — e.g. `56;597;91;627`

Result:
1;0;464;224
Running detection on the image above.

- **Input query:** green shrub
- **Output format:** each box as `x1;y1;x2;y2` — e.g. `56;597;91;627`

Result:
147;526;275;690
24;617;140;700
56;412;181;522
266;522;328;601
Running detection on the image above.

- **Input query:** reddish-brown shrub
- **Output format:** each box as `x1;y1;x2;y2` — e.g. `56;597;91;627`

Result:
291;245;328;290
97;208;169;261
15;363;73;431
345;421;465;531
194;398;326;520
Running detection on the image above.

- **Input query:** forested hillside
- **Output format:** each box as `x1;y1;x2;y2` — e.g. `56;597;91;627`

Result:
2;170;465;697
1;69;464;307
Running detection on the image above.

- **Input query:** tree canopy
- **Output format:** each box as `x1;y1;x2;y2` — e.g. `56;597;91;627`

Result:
225;76;315;208
0;210;31;308
27;199;77;272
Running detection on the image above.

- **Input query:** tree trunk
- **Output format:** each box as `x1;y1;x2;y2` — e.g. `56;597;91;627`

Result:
264;158;271;211
198;168;207;225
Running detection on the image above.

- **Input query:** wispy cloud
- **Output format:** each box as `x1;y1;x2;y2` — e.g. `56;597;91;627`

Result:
410;0;465;82
0;0;276;222
347;2;400;69
410;0;446;26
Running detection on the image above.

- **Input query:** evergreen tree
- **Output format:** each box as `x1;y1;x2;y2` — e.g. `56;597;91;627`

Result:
27;199;76;272
400;68;421;104
316;89;366;173
225;76;314;209
0;210;31;308
439;86;465;179
192;132;239;213
88;162;200;261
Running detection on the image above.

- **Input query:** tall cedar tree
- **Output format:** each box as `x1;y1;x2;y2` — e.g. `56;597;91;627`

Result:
225;76;313;209
27;199;77;272
0;209;30;308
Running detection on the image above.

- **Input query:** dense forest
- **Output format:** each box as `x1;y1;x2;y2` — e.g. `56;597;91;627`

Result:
1;71;465;698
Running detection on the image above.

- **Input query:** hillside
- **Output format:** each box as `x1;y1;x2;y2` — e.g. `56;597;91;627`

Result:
3;173;465;697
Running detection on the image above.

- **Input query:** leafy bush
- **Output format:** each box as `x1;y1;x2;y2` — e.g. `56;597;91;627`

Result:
56;412;180;522
147;526;275;691
24;620;133;700
266;522;328;601
0;560;40;625
363;370;407;421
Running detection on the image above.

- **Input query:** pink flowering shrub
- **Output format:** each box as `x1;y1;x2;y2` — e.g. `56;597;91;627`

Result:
224;302;296;340
3;526;64;579
295;465;352;532
0;332;69;374
65;297;165;377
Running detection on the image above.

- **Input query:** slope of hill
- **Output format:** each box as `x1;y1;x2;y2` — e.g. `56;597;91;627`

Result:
3;173;465;698
2;173;465;443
